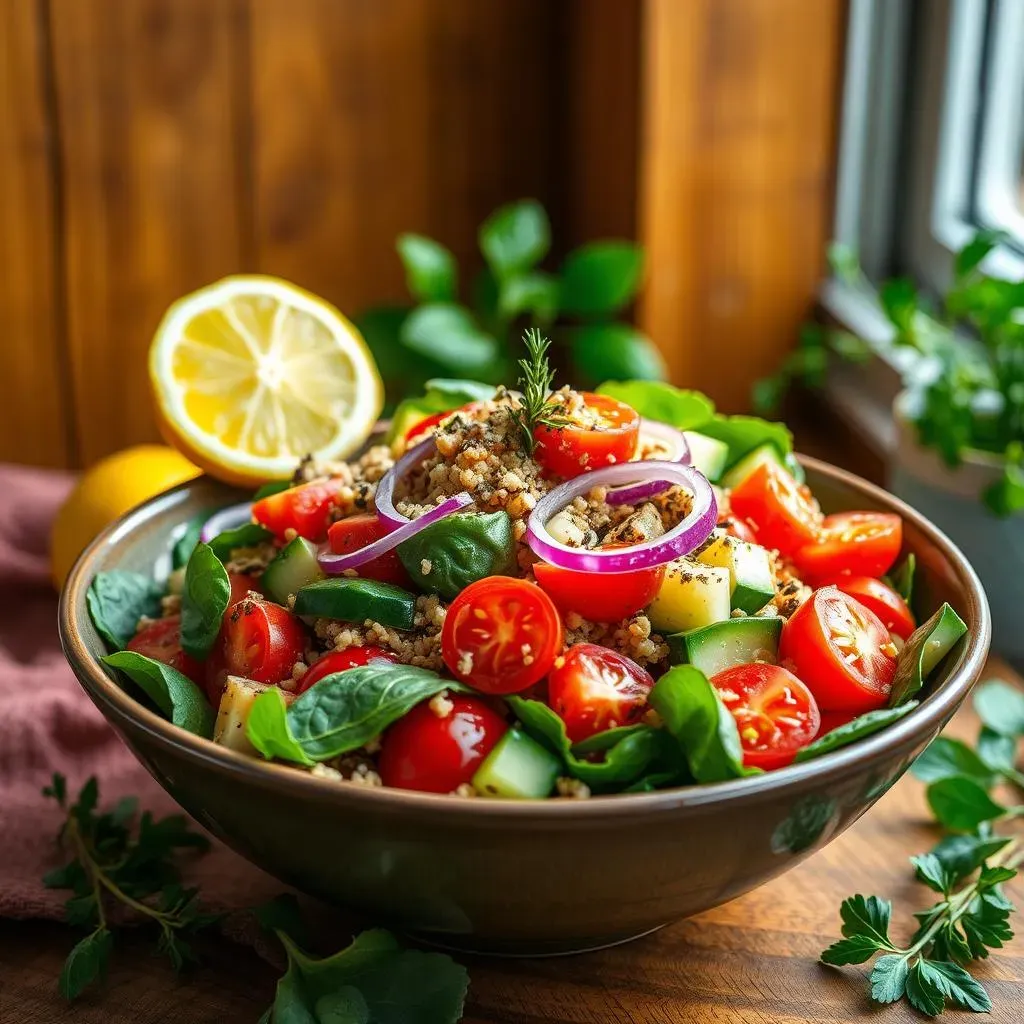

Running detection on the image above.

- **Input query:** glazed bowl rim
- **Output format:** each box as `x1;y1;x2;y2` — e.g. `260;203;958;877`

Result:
59;454;991;820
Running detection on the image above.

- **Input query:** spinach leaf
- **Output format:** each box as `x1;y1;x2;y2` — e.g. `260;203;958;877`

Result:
887;553;916;605
597;381;715;430
180;542;231;660
795;703;919;763
207;523;273;562
888;603;968;706
267;929;468;1024
648;665;756;783
246;688;315;766
171;511;212;570
252;480;291;501
102;651;215;738
86;571;164;652
398;511;516;600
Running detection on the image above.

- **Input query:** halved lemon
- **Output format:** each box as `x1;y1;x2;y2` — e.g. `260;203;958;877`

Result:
150;276;383;486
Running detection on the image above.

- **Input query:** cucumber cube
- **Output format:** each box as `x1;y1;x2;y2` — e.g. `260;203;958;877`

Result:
667;616;782;675
262;537;324;605
683;431;730;482
694;532;775;614
472;729;561;799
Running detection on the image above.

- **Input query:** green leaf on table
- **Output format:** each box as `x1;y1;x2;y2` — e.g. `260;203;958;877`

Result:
59;928;113;1001
479;199;550;279
888;553;916;605
246;688;315;766
102;651;215;738
917;959;991;1012
207;523;273;562
930;832;1012;884
973;679;1024;736
397;233;457;302
399;303;500;377
839;893;894;944
905;959;946;1016
497;270;560;323
86;571;164;652
926;777;1007;832
571;324;666;383
910;852;953;894
870;954;910;1004
559;241;644;316
887;603;968;706
976;726;1017;772
819;933;887;966
911;736;995;787
795;703;917;762
172;512;211;570
180;542;231;660
596;380;715;430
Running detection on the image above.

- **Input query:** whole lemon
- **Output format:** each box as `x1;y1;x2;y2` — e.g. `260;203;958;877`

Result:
51;445;201;589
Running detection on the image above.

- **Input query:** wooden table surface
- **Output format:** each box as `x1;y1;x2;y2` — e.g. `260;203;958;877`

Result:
2;657;1021;1024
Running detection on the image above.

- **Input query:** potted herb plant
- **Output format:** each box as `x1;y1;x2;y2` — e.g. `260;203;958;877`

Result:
760;231;1024;663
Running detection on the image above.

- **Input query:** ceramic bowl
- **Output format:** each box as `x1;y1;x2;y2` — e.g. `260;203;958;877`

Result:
59;456;991;955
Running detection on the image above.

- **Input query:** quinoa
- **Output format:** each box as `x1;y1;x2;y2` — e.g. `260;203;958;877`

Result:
563;611;669;668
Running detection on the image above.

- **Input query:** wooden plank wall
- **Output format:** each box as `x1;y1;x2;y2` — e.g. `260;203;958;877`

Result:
0;0;843;470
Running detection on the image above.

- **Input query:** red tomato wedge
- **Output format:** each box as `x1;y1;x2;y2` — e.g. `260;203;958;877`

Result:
729;461;822;556
794;511;902;583
828;576;915;640
378;696;508;794
217;597;307;686
252;480;347;542
533;562;664;623
779;587;898;712
327;514;411;586
548;643;654;743
710;663;820;770
127;616;204;687
533;392;640;479
441;577;562;694
296;646;397;695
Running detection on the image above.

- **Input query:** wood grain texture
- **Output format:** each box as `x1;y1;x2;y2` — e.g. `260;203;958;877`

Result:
0;0;71;468
638;0;845;413
50;0;247;467
2;660;1021;1023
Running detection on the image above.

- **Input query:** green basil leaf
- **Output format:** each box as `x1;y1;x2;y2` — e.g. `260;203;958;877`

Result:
478;199;550;279
926;777;1007;832
930;833;1012;885
976;726;1017;771
572;324;666;384
838;893;893;944
59;927;113;1001
399;303;499;376
497;271;560;323
795;703;918;763
888;603;968;706
102;651;214;738
596;380;715;429
252;481;292;501
911;735;994;786
396;233;457;302
973;679;1024;736
172;511;212;570
887;553;916;605
86;571;164;652
648;665;754;783
398;511;516;600
910;852;952;894
559;241;644;316
246;688;315;766
180;542;231;660
207;523;273;562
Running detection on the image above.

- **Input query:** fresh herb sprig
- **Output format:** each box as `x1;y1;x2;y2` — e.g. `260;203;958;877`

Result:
509;327;569;454
822;679;1024;1015
42;773;218;1000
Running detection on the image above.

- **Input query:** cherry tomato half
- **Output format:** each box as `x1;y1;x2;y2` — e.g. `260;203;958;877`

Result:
218;597;307;685
710;663;820;770
404;409;450;444
296;646;398;694
793;511;903;584
327;514;411;586
533;393;640;479
548;643;654;743
779;587;898;713
252;479;347;542
441;577;562;694
729;461;822;556
533;562;664;623
828;576;915;640
127;616;204;687
378;695;508;793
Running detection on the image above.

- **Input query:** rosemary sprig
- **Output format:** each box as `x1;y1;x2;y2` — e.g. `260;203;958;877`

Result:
509;328;569;454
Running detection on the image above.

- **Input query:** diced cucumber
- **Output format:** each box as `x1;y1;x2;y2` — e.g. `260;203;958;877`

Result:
647;562;731;633
262;537;324;605
294;578;416;630
683;431;730;483
667;616;782;675
920;604;968;677
472;729;561;799
694;531;775;614
719;443;787;490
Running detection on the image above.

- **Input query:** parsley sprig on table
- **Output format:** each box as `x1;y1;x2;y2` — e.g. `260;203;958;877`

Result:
509;327;569;454
42;773;218;999
822;679;1024;1015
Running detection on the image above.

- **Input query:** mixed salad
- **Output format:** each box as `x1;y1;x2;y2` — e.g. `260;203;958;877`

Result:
89;333;968;799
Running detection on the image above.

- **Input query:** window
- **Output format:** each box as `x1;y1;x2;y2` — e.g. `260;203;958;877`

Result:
822;0;1024;451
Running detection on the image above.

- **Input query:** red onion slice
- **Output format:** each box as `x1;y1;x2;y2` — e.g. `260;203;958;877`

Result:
200;502;253;543
605;420;691;506
526;461;716;573
318;491;474;574
374;435;437;532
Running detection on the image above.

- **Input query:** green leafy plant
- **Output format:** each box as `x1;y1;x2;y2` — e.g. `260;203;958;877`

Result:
757;231;1024;515
42;774;217;1000
357;199;665;407
822;678;1024;1014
